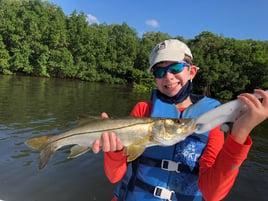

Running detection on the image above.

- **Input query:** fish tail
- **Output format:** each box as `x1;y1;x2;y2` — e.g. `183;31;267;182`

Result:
39;144;56;169
25;135;56;170
25;135;50;149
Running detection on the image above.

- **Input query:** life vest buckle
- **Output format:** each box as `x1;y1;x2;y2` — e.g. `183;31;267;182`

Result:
161;159;181;173
153;186;175;201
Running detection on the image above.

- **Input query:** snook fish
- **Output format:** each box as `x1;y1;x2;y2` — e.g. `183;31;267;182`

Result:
25;116;198;169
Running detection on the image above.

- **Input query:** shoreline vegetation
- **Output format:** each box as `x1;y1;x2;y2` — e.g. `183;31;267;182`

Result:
0;0;268;102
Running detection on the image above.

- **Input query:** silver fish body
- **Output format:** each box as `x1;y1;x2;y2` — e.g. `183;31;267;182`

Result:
195;89;268;133
25;116;198;169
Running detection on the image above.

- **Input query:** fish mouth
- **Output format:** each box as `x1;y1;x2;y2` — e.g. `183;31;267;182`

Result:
154;135;188;146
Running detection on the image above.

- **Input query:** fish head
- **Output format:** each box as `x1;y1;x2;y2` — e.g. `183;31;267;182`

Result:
152;118;198;146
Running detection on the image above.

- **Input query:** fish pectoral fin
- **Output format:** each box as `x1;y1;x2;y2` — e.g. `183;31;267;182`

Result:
124;145;146;162
68;145;90;159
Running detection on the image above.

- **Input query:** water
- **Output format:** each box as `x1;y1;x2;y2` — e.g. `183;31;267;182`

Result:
0;75;267;201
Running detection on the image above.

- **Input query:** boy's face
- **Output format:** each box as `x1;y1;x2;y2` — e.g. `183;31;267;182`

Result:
154;61;197;97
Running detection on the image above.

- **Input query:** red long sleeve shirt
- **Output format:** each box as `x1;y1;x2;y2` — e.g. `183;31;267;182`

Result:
104;101;252;201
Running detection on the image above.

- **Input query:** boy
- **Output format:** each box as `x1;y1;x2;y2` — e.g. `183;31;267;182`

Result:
93;39;268;201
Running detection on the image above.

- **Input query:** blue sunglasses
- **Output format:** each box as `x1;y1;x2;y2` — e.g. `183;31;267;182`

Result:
153;62;190;78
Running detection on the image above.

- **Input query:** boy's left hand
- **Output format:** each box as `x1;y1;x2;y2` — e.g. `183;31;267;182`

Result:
231;89;268;144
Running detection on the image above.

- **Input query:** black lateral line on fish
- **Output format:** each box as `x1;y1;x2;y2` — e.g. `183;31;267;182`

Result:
40;121;153;149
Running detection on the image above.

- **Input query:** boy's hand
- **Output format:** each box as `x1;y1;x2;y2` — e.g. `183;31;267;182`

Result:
92;112;123;153
231;89;268;143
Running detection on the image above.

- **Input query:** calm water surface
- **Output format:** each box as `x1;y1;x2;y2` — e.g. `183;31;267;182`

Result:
0;75;267;201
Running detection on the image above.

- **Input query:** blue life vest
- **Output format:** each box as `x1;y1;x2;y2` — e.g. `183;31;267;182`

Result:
114;90;220;201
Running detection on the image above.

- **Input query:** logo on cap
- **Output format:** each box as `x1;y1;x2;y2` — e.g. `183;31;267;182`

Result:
155;41;167;52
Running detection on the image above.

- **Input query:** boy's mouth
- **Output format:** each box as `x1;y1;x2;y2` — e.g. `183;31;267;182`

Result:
164;81;181;89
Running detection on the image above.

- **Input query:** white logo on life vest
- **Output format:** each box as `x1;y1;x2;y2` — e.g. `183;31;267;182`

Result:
182;144;200;162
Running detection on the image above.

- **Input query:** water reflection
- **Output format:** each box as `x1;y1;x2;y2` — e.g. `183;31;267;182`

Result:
0;75;151;201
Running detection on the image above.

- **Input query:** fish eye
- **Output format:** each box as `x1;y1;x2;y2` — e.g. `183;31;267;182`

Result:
175;119;182;124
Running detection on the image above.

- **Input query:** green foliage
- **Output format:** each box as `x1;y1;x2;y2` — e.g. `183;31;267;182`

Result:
0;34;11;74
0;0;268;102
47;48;74;78
189;32;267;101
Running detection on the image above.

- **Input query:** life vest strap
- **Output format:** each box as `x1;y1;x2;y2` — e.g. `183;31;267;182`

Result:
139;156;199;174
135;178;201;201
135;178;175;201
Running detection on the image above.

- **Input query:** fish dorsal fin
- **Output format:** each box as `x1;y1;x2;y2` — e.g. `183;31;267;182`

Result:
68;145;90;158
124;145;146;162
77;114;105;126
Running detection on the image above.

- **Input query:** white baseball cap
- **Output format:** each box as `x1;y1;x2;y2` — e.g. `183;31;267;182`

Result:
148;39;193;71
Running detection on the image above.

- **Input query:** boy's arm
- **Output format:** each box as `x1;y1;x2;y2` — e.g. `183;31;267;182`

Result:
104;101;152;183
198;126;251;201
199;89;267;200
104;151;128;183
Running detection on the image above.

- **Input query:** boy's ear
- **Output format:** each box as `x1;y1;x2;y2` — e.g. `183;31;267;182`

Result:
190;65;198;80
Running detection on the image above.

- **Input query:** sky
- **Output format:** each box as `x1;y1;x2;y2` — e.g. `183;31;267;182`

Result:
46;0;268;41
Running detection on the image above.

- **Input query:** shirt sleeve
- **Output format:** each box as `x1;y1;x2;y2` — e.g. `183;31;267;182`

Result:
104;151;128;183
198;126;252;201
103;101;152;183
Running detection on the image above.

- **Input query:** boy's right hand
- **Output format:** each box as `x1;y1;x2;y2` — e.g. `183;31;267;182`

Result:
92;112;123;153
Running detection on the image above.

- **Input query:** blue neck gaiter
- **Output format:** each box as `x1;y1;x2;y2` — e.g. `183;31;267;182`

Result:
156;80;192;104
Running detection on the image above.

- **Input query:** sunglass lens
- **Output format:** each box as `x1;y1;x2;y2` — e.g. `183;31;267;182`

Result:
169;63;184;73
153;68;165;78
153;63;188;78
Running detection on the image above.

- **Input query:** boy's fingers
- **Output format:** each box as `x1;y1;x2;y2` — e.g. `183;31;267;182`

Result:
92;139;100;154
101;112;109;119
102;132;110;152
